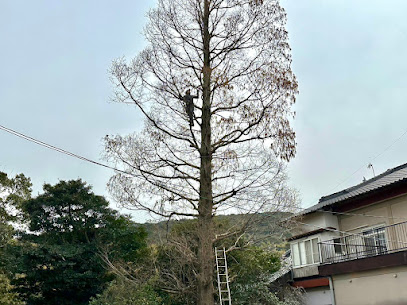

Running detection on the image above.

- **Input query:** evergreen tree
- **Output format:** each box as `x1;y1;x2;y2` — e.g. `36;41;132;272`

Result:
9;179;147;305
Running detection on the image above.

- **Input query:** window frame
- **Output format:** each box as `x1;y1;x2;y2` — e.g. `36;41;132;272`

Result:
290;236;321;268
361;223;388;256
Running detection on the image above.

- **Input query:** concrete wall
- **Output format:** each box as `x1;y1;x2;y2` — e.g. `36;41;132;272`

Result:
299;212;339;234
304;287;332;305
332;265;407;305
292;265;319;278
338;193;407;233
336;194;407;252
319;230;339;243
390;195;407;222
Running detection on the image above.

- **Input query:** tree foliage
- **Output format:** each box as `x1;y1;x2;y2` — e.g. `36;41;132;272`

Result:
89;279;163;305
0;171;32;301
95;219;301;305
105;0;298;303
0;172;32;221
0;172;31;247
23;180;112;238
8;179;147;305
0;273;25;305
228;246;284;305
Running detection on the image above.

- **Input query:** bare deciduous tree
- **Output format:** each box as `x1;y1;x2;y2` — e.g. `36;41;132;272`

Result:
105;0;298;303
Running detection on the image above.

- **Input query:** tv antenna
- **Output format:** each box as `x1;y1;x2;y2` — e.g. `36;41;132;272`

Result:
368;163;375;177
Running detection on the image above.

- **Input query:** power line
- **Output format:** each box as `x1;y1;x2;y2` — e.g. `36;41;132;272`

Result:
220;196;407;222
222;200;407;244
295;220;407;245
291;127;407;226
219;199;407;243
0;124;136;178
322;127;407;200
2;123;407;223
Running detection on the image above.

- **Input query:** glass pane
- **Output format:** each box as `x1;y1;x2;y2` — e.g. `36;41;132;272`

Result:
363;227;387;256
312;238;320;263
375;228;387;254
333;238;342;254
363;234;375;255
292;243;300;266
299;242;306;265
305;240;312;264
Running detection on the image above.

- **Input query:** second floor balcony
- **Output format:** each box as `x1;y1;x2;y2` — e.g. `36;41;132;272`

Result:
319;221;407;264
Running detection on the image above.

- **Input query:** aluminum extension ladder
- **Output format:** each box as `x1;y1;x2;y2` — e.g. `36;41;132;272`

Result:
215;247;232;305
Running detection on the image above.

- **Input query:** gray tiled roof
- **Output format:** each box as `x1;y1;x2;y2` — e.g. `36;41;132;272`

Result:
269;251;292;283
302;162;407;215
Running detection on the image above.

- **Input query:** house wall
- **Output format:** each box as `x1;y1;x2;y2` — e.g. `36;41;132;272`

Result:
338;193;407;232
291;230;340;278
319;231;339;243
304;287;332;305
290;212;341;278
336;194;407;252
387;194;407;224
292;265;319;278
300;213;339;233
332;265;407;305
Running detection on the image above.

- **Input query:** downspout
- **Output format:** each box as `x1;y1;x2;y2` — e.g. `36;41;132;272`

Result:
329;276;336;305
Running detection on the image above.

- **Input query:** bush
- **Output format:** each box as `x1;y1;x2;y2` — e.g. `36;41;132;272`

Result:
89;279;162;305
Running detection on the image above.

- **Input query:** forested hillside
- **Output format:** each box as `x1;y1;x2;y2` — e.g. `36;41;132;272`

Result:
142;212;294;247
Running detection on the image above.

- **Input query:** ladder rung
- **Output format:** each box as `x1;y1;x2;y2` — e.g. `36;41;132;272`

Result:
215;247;230;304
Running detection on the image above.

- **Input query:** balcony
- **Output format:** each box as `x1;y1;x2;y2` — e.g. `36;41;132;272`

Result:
319;221;407;264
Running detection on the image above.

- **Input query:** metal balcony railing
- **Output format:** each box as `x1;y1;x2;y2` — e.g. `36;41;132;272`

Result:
318;221;407;264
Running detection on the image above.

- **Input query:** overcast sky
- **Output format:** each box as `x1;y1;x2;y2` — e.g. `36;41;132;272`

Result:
1;0;407;222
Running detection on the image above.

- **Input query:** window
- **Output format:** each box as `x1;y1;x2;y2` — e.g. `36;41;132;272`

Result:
291;237;320;267
292;243;300;266
362;226;387;255
333;238;343;254
312;238;320;262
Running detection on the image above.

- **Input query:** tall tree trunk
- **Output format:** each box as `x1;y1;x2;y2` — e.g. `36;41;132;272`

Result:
197;1;214;304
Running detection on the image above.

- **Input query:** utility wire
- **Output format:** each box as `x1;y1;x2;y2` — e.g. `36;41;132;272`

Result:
322;127;407;200
289;127;407;225
296;220;407;245
2;123;407;222
225;195;407;221
0;124;136;178
220;199;407;243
